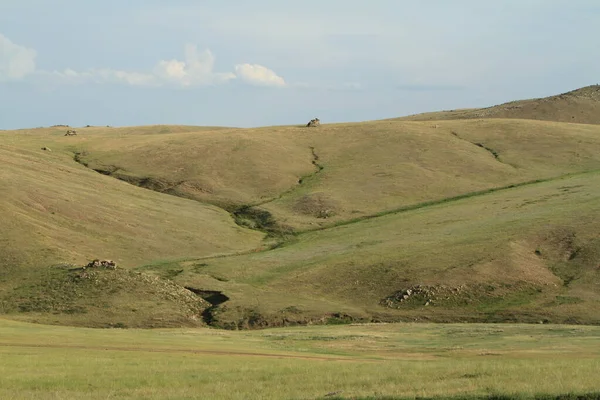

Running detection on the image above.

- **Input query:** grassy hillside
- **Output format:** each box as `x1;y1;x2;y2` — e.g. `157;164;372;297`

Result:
144;170;600;328
2;86;600;328
399;85;600;124
1;126;263;269
0;127;263;326
40;118;600;232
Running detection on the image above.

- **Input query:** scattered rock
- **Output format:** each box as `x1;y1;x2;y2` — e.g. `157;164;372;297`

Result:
84;259;117;270
64;130;77;136
381;284;471;308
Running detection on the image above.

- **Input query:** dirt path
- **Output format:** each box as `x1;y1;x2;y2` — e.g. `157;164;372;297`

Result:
0;342;375;362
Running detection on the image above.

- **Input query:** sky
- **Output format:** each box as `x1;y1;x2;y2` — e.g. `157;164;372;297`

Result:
1;0;599;129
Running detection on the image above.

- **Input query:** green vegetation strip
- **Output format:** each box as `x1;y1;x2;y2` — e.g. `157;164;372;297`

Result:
301;169;600;234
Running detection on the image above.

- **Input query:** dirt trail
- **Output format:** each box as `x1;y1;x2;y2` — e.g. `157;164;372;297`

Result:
0;342;374;362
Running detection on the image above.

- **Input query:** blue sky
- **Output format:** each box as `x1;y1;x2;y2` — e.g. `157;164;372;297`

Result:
1;0;599;129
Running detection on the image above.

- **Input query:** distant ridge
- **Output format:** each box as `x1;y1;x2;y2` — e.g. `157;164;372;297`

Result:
401;85;600;124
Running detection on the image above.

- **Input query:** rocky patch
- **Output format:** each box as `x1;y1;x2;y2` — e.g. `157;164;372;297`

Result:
84;259;117;270
293;193;340;219
381;284;481;308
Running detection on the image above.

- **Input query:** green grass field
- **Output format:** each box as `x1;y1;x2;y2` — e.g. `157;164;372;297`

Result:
1;318;599;399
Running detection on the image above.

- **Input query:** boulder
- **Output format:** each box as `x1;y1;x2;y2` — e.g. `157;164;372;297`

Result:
306;118;321;127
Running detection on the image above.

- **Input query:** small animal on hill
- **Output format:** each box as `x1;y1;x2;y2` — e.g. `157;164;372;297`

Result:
64;130;77;136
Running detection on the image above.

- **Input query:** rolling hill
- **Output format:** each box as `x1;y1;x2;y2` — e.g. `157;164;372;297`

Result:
399;85;600;124
2;86;600;328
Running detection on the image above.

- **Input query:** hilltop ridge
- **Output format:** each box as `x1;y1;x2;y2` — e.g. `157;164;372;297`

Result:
400;85;600;124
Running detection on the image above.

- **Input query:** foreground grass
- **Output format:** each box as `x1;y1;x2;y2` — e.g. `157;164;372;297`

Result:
1;319;599;399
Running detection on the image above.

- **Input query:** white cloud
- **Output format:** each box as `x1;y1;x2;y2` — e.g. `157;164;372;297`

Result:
234;64;286;87
154;45;235;86
51;46;235;87
0;34;287;89
0;34;37;81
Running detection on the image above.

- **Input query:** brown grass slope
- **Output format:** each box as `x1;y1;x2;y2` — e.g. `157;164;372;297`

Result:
399;85;600;124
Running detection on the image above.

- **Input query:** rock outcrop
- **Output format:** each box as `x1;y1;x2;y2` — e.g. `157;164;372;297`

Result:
306;118;321;127
84;259;117;270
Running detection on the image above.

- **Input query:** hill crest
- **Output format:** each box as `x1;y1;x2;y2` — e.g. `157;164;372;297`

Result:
400;85;600;124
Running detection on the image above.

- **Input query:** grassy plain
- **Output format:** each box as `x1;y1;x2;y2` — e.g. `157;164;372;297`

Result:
1;318;599;400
